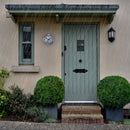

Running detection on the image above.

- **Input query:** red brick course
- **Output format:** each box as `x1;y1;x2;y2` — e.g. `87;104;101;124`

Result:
61;119;104;124
124;109;130;116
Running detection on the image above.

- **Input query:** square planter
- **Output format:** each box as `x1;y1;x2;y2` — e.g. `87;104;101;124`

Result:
40;105;58;119
105;107;123;121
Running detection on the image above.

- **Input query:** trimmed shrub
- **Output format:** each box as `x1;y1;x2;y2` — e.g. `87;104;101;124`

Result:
26;106;47;122
97;76;130;108
34;76;65;106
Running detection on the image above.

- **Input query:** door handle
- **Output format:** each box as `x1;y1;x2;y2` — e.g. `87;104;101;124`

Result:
73;69;88;73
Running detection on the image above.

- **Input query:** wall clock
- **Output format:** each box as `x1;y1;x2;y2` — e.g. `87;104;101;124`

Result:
43;34;53;45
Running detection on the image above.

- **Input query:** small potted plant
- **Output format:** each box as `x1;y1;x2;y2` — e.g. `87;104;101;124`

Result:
97;76;130;121
34;76;65;119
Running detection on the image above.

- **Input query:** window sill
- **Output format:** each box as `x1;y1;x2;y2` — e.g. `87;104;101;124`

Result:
12;66;40;73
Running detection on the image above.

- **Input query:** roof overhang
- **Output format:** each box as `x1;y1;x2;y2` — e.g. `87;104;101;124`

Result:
5;4;119;23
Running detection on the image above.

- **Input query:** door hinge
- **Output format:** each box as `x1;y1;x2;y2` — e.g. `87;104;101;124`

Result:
62;52;63;57
64;73;66;76
64;45;67;51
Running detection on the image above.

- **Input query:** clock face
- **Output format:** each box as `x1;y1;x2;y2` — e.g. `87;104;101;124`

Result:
44;34;53;45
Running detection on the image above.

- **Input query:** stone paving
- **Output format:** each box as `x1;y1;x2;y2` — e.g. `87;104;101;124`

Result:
0;121;130;130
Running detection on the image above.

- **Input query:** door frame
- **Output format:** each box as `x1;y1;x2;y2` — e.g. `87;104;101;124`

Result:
61;22;100;103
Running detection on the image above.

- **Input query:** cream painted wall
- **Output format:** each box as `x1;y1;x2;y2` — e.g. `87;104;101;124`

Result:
100;0;130;81
0;0;130;94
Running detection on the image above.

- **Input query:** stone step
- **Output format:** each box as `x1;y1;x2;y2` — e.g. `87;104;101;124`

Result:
62;114;103;120
62;105;101;110
62;106;101;114
62;110;101;114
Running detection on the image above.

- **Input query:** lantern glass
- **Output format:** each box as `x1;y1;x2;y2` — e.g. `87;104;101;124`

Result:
109;31;112;38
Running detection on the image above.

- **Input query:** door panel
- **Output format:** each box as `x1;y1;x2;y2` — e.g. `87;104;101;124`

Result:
64;24;97;101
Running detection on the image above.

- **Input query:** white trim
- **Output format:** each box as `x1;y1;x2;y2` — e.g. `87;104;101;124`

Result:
63;101;99;103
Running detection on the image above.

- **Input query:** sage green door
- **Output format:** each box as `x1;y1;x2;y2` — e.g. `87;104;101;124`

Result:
64;24;98;101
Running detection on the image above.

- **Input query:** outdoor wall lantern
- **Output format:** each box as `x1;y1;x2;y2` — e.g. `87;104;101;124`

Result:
108;27;115;42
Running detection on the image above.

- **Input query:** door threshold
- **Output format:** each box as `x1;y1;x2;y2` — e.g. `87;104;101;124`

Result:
63;101;99;103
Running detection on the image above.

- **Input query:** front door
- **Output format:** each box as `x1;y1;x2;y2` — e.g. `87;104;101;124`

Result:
64;24;98;101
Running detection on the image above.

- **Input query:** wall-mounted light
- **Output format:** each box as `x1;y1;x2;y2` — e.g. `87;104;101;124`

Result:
108;27;115;42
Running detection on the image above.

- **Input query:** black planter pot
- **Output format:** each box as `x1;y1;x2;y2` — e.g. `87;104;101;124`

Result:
40;105;58;119
105;107;123;121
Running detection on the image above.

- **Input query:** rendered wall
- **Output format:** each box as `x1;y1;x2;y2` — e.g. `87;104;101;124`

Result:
0;0;130;94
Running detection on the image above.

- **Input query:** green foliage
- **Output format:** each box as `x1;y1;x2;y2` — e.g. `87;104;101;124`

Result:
97;76;130;108
44;118;57;123
0;89;8;111
34;76;65;106
0;110;7;118
0;89;8;117
26;106;47;122
0;68;10;89
108;121;117;124
26;94;36;108
6;85;36;115
123;119;130;125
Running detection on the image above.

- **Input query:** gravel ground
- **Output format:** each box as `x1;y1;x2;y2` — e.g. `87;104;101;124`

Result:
0;121;130;130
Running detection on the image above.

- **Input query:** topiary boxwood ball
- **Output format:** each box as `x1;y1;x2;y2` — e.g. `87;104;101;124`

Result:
34;76;65;106
97;76;130;108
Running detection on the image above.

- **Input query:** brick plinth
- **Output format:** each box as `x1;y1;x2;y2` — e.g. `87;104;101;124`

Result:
61;119;104;124
61;103;104;124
